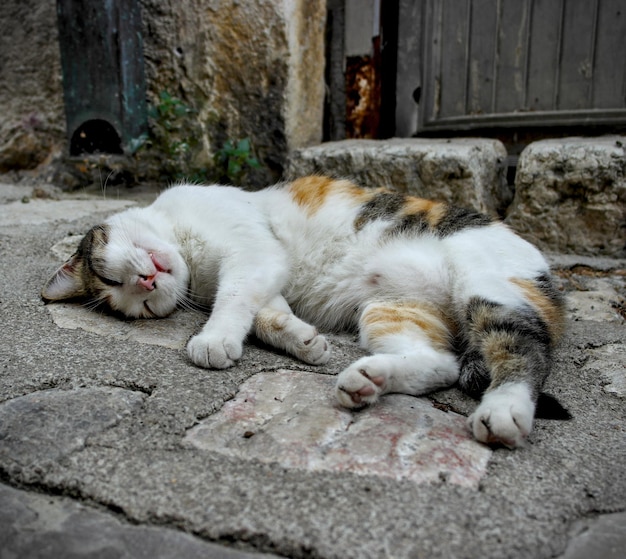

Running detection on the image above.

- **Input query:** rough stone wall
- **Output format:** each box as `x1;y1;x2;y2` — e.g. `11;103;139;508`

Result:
0;0;326;186
0;0;65;172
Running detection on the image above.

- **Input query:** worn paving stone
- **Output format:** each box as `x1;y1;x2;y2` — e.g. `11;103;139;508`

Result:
566;288;625;323
0;198;134;229
184;370;492;488
558;511;626;559
0;387;145;473
46;303;202;350
583;343;626;398
0;483;280;559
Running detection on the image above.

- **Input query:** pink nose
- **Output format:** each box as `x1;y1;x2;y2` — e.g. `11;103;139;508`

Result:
138;275;156;291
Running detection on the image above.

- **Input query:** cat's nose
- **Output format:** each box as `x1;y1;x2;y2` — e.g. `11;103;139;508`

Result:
138;275;156;291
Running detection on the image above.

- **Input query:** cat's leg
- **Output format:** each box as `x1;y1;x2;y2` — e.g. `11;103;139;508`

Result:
254;295;331;365
187;249;289;369
335;301;459;408
460;283;564;448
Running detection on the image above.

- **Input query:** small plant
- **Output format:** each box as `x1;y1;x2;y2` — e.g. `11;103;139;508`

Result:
145;91;200;180
214;138;260;185
144;91;262;185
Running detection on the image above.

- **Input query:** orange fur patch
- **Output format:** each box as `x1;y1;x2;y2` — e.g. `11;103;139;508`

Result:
402;197;447;227
289;176;374;215
510;278;566;340
361;302;452;350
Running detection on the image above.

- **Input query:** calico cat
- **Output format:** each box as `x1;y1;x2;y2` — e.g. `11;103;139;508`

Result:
42;176;567;448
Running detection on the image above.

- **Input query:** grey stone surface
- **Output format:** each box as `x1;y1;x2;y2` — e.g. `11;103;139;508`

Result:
0;387;145;475
0;181;625;559
557;511;626;559
287;138;511;216
507;136;626;257
0;483;280;559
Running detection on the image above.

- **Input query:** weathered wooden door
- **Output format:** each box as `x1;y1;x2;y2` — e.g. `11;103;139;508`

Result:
396;0;626;136
328;0;626;141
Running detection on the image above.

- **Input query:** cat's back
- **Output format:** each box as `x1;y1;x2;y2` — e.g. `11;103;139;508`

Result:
153;184;259;223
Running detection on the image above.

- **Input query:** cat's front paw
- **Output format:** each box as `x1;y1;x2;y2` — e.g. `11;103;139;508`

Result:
468;382;535;449
336;362;386;409
187;333;243;369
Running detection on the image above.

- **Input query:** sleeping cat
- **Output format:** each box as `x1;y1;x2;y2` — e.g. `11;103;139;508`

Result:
42;176;566;448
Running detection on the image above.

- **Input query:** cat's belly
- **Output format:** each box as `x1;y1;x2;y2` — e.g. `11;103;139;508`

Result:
284;235;452;332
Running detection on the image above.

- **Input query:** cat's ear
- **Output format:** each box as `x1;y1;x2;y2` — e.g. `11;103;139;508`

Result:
41;253;86;302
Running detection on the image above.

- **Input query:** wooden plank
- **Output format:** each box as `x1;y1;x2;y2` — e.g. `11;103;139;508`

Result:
395;0;425;137
437;0;471;118
493;0;530;113
525;0;563;112
558;0;598;110
466;0;498;116
591;0;626;109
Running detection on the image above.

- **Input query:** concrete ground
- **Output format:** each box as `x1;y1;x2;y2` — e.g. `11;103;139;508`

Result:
0;181;624;559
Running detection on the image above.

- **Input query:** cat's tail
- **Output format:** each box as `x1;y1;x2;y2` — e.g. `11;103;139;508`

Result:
457;344;571;420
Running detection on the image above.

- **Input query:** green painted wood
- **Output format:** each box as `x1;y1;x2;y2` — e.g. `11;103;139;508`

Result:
57;0;148;155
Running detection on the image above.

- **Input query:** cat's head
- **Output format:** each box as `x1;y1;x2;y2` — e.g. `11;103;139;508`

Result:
42;212;189;318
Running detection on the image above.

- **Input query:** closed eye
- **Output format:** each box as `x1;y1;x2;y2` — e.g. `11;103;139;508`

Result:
97;273;123;287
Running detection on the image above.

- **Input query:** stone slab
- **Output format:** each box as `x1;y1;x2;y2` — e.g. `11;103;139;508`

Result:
46;303;202;351
184;370;492;488
507;136;626;257
287;138;511;216
0;197;135;229
566;290;625;323
0;387;145;473
0;483;281;559
583;343;626;398
558;511;626;559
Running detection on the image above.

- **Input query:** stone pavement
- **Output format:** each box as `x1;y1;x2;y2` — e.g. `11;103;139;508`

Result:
0;179;625;559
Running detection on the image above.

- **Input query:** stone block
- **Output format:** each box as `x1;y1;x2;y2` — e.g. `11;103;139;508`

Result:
506;137;626;257
288;138;511;216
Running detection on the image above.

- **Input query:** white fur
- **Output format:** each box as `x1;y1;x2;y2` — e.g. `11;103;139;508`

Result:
468;382;535;448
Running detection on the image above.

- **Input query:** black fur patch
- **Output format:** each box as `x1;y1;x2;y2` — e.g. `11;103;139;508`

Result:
354;192;405;230
354;192;493;238
433;206;493;237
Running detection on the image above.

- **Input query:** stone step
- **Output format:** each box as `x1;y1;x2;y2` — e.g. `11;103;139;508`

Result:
287;138;511;217
288;136;626;258
506;136;625;257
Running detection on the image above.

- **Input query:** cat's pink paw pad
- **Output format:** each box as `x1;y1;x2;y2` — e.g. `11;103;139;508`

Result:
336;366;385;409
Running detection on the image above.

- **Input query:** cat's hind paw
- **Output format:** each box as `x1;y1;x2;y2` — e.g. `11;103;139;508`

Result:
468;382;535;449
295;331;331;365
187;333;243;369
336;362;386;408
